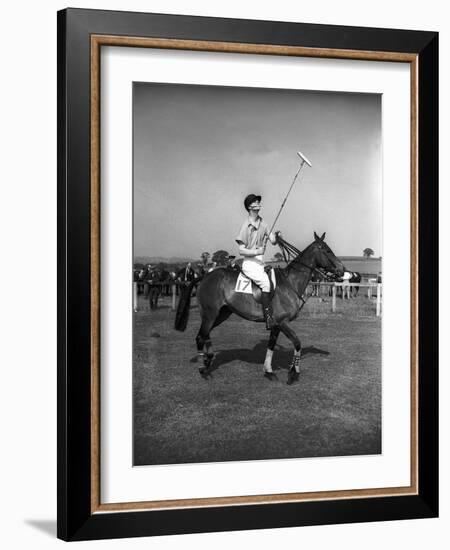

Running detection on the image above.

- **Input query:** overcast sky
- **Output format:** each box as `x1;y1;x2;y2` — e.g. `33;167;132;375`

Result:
133;82;381;259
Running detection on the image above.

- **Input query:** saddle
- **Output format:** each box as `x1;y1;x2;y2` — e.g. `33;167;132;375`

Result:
234;266;276;303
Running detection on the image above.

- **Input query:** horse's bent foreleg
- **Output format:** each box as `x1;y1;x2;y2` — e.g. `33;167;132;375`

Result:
279;322;302;385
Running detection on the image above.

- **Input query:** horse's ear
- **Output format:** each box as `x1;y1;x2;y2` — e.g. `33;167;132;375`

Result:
320;232;326;241
314;231;319;240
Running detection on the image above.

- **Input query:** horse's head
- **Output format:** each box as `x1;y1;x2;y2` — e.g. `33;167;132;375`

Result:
310;231;344;277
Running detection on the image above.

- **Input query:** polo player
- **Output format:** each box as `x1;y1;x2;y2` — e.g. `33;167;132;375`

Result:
235;194;278;329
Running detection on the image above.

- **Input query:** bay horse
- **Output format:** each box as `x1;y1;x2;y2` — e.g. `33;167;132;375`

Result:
175;232;344;384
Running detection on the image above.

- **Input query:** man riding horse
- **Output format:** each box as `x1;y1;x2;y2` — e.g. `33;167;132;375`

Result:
235;194;279;330
174;151;345;383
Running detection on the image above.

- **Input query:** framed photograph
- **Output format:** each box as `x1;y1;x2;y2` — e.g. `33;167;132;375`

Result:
57;8;438;541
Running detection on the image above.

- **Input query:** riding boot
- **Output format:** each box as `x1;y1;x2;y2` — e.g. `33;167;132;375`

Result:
261;292;275;330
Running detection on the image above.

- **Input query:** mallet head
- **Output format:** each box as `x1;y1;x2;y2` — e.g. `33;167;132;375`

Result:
297;150;312;167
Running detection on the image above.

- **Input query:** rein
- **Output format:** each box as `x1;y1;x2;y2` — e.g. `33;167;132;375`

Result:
275;237;326;307
277;236;328;279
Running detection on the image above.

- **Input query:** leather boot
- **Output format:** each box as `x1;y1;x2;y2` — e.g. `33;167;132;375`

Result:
261;292;275;330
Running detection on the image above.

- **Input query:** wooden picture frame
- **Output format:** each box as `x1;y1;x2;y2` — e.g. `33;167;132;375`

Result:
57;8;438;541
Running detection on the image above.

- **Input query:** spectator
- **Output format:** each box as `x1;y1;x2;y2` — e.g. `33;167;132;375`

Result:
177;262;196;283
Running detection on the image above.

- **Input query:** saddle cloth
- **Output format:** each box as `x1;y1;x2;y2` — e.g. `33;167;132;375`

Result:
235;268;277;294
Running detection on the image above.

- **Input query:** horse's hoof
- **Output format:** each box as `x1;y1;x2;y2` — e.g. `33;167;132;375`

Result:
199;367;212;379
264;372;278;381
287;372;300;385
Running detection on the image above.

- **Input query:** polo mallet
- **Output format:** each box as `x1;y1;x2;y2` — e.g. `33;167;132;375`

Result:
265;150;312;243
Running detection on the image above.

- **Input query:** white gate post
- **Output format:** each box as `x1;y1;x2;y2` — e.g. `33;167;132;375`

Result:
376;283;381;317
171;284;177;311
332;284;336;313
133;282;138;312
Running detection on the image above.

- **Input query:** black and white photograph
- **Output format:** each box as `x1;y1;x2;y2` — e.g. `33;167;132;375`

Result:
132;82;382;466
0;0;442;546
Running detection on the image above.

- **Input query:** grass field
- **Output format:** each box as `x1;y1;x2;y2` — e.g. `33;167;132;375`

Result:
133;292;381;466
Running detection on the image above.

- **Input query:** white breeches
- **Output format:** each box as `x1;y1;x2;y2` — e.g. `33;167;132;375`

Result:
241;259;270;292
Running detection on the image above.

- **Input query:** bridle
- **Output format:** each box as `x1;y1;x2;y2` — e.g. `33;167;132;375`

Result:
277;236;339;279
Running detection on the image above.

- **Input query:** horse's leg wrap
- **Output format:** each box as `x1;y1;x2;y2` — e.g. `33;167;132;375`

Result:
291;349;302;373
202;338;214;367
277;322;302;384
196;332;205;352
286;351;301;385
197;336;214;378
196;333;211;367
264;349;274;373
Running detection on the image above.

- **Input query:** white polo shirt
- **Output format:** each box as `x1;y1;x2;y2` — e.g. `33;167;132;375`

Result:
235;216;269;264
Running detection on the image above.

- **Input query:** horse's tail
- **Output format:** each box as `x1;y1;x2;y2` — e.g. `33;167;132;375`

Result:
174;279;200;331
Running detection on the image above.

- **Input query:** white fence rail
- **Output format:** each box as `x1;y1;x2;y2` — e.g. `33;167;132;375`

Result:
134;281;382;317
328;282;382;316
